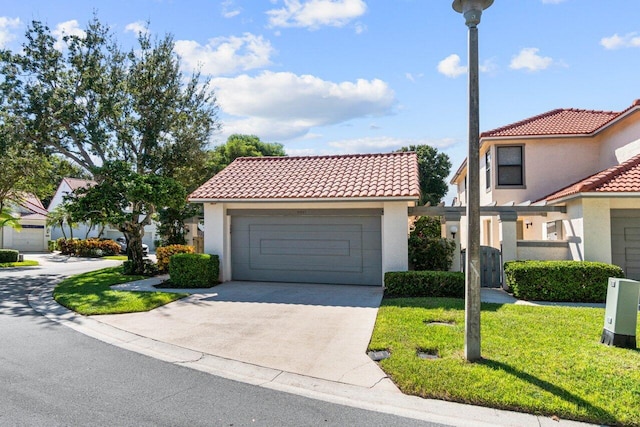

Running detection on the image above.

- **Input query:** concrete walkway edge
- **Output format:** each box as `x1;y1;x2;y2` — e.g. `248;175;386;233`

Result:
28;282;596;427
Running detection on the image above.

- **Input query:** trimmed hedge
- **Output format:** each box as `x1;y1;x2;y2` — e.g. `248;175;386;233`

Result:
0;249;19;263
384;271;465;298
504;260;624;303
156;244;195;273
169;253;219;288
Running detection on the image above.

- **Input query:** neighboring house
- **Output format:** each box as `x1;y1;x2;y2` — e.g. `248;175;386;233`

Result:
188;153;420;286
451;99;640;279
48;177;159;250
1;195;49;252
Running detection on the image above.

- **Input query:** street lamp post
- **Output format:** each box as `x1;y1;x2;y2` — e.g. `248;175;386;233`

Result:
452;0;493;362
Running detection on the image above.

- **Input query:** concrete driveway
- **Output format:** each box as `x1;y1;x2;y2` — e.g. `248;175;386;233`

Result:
93;281;397;391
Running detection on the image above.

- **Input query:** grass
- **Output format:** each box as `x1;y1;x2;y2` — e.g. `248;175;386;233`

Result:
53;266;187;315
0;260;39;268
102;255;128;261
369;298;640;426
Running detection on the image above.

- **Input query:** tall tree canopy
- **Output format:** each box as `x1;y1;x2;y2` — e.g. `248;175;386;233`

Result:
397;145;452;206
1;16;220;272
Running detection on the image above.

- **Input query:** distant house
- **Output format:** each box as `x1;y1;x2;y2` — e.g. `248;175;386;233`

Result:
1;195;49;252
48;177;159;250
451;99;640;279
189;153;420;286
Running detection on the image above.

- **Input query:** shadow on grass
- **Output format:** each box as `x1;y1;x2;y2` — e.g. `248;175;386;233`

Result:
481;358;615;424
381;297;505;312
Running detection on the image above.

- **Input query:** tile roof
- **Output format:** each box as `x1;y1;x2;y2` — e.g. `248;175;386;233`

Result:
544;154;640;201
189;152;420;201
481;108;621;138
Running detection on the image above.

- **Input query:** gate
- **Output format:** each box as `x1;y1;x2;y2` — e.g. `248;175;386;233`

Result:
461;246;502;288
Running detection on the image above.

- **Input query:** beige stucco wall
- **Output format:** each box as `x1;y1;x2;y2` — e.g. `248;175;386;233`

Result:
201;200;412;284
597;110;640;169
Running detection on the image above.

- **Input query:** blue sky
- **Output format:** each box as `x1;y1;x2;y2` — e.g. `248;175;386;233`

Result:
2;0;639;200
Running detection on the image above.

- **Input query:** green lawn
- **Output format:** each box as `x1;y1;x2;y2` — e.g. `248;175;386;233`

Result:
53;266;187;315
102;255;128;261
369;298;640;426
0;260;39;268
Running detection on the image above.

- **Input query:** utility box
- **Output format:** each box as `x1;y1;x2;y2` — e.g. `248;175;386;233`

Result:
600;278;640;348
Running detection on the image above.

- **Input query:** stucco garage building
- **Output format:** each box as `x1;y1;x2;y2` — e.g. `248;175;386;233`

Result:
188;153;419;286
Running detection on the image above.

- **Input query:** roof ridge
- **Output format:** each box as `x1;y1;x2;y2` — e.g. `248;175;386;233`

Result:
236;152;415;161
576;153;640;192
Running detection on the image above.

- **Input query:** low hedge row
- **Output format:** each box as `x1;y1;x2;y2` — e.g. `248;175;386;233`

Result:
0;249;19;263
169;253;219;288
57;238;121;257
504;260;624;302
384;271;465;298
156;244;195;273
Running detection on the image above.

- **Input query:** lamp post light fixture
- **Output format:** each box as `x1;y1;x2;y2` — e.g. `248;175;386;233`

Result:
452;0;493;362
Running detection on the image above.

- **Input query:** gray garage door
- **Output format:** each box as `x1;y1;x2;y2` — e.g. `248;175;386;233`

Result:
611;210;640;280
11;226;46;252
230;212;382;286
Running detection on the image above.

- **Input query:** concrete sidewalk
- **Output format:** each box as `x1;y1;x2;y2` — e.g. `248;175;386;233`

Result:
28;277;597;427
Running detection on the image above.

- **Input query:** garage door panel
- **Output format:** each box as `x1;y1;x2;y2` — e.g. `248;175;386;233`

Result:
231;214;381;286
611;210;640;281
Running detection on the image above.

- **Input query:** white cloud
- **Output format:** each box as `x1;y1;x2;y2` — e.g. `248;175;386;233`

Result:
509;47;553;71
124;21;149;36
437;54;467;78
175;33;274;76
52;20;86;50
328;136;456;154
222;0;241;18
600;32;640;50
267;0;367;30
213;71;395;140
0;17;20;48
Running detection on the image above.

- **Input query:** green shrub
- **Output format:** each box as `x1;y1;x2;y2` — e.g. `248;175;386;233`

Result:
169;253;219;288
504;260;624;302
47;240;57;252
123;259;158;276
156;244;195;273
409;216;456;271
0;249;19;263
384;271;465;298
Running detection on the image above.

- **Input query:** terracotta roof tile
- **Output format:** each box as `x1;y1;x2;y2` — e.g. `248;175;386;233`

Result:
189;152;420;201
544;154;640;201
482;108;620;138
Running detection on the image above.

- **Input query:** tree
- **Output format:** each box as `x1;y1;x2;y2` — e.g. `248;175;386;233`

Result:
2;16;220;273
206;134;286;177
397;145;451;206
46;203;78;240
72;161;186;269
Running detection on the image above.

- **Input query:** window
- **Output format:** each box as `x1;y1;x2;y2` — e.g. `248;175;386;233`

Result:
497;146;523;186
485;151;491;190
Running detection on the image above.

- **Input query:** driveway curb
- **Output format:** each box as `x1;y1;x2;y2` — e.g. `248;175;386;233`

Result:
29;283;596;427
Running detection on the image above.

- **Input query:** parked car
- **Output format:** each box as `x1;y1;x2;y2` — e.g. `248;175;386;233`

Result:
115;236;149;256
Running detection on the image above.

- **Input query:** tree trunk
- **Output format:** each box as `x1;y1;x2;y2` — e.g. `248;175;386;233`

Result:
122;221;146;275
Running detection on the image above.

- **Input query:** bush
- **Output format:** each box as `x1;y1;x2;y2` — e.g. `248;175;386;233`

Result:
56;238;121;257
409;216;455;271
504;260;625;302
156;244;195;273
169;253;219;288
0;249;19;263
384;271;465;298
123;259;159;276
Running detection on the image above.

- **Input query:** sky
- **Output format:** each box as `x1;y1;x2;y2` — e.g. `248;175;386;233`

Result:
2;0;640;201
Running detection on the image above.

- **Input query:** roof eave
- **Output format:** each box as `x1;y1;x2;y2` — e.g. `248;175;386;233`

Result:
547;191;640;204
188;196;420;204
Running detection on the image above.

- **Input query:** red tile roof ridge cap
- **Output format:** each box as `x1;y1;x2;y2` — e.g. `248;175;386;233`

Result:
481;107;620;138
543;153;640;201
233;152;416;161
575;153;640;193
